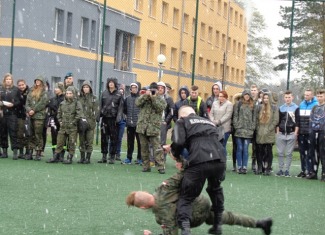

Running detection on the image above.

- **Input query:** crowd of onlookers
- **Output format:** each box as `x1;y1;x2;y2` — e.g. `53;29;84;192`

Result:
0;72;324;181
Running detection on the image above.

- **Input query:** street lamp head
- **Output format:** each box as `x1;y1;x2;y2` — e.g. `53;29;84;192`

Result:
157;54;166;65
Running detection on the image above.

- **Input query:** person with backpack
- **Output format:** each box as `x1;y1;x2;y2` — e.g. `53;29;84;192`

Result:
232;90;257;174
255;92;279;175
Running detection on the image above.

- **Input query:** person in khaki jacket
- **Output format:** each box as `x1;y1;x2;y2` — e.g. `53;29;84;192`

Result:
46;87;84;164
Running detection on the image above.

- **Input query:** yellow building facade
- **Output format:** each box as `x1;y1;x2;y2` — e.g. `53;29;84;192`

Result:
105;0;247;101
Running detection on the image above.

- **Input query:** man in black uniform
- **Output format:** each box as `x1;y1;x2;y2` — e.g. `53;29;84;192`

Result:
164;105;226;235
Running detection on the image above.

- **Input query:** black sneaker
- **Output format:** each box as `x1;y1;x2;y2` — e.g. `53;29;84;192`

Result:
296;171;306;178
276;170;284;177
256;217;273;235
306;172;317;180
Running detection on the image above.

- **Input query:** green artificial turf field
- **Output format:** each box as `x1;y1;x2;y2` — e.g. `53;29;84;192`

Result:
0;142;324;235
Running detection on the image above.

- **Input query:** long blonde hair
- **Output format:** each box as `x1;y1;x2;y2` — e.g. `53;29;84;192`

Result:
259;93;272;124
31;81;44;101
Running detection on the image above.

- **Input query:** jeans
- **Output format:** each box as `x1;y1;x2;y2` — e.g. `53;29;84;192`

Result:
222;132;231;157
298;134;309;173
236;137;251;169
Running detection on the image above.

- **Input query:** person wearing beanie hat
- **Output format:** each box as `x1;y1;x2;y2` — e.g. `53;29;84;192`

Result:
25;75;49;161
121;82;142;165
63;72;79;97
97;77;124;164
206;81;222;113
46;82;66;161
165;83;172;94
232;89;257;174
47;86;84;164
0;73;21;159
136;81;167;173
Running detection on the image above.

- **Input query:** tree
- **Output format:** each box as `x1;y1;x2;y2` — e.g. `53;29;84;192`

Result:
233;1;279;87
275;1;325;90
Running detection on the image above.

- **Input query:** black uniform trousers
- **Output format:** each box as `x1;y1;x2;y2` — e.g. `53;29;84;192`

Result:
177;160;226;226
100;117;118;155
126;126;141;160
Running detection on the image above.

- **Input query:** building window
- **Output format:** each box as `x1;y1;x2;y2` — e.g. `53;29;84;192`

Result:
146;40;154;62
192;18;196;37
223;2;228;18
240;14;243;28
227;36;231;51
241;70;244;83
103;25;110;53
162;2;169;24
54;8;64;42
171;47;177;68
215;30;220;47
183;13;189;33
230;7;233;22
173;8;179;28
114;30;133;71
133;36;141;59
134;0;143;12
236;69;240;82
213;62;218;77
206;60;211;76
220;64;224;77
66;12;73;44
234;11;238;26
198;57;203;74
160;43;166;55
181;51;187;70
231;67;235;80
80;17;89;48
238;42;241;56
233;40;236;54
90;20;96;50
221;34;226;50
217;0;222;15
149;0;157;18
208;26;212;43
242;44;246;58
200;22;205;40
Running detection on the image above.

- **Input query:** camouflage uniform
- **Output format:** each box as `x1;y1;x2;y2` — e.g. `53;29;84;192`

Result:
25;76;49;160
54;87;84;163
136;91;166;172
78;81;99;163
153;172;258;235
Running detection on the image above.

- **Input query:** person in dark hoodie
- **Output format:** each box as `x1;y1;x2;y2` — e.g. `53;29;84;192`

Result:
16;79;30;159
122;82;142;165
173;86;189;122
77;81;99;164
206;81;222;113
46;82;65;162
97;77;124;164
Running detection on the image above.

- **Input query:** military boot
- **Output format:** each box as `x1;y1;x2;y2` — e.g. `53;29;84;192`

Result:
58;151;64;162
1;148;8;158
98;154;107;163
51;148;56;157
256;217;273;235
84;152;91;164
13;149;18;160
63;154;73;164
34;150;42;161
18;148;24;159
108;154;115;164
46;152;61;163
78;152;85;164
115;154;121;161
25;149;33;160
208;213;222;235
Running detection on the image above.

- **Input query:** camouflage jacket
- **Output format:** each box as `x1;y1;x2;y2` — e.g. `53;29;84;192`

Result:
152;172;211;235
57;98;84;133
79;93;99;130
25;88;49;120
233;101;257;138
136;94;166;136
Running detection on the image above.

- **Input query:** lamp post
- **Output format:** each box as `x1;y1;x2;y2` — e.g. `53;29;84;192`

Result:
157;54;166;81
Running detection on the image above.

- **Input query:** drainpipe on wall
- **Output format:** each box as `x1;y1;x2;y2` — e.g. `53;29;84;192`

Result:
177;0;185;93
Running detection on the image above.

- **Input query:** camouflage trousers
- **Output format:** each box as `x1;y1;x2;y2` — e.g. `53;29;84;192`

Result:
56;130;78;155
138;133;165;170
28;119;45;151
205;210;256;228
79;128;94;153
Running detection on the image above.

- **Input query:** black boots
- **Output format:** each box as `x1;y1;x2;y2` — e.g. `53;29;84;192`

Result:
46;152;61;163
109;154;115;164
0;148;8;158
115;154;121;161
78;152;85;164
84;152;91;164
256;217;273;235
208;213;223;235
18;148;25;159
98;154;107;163
25;149;33;160
13;149;18;160
34;150;42;161
63;154;73;164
